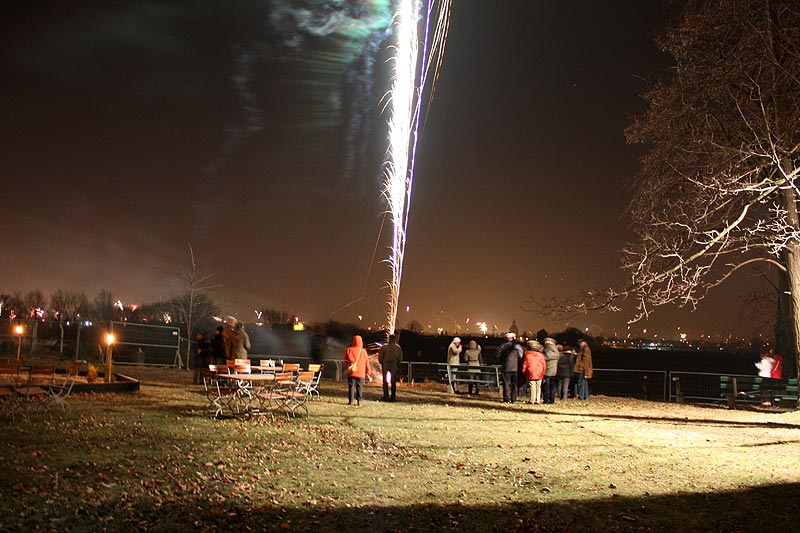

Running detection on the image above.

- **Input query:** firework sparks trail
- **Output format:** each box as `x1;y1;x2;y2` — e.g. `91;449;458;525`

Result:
384;0;451;333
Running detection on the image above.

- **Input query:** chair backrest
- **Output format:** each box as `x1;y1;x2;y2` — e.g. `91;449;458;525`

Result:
307;364;321;373
28;365;56;385
234;358;251;366
260;359;276;368
296;371;314;383
233;364;251;374
0;364;21;386
273;372;294;389
67;361;82;377
208;364;228;373
283;363;300;373
226;360;236;368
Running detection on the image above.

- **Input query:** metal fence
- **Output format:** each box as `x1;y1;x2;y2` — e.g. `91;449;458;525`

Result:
109;321;182;367
119;347;795;407
592;368;669;402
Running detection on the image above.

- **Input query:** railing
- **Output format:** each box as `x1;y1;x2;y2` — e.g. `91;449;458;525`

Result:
592;368;668;402
136;350;798;407
667;371;727;404
109;321;181;368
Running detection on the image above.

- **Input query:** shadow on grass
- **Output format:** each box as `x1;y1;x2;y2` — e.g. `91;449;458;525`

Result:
77;482;800;532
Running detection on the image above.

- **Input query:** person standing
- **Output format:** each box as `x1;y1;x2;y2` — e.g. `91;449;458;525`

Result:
769;349;783;380
556;346;575;401
344;335;369;406
446;337;463;393
222;316;251;361
211;325;226;365
542;338;560;404
463;340;483;395
497;333;523;403
192;330;211;384
755;351;775;378
521;340;546;404
573;339;594;400
379;334;403;402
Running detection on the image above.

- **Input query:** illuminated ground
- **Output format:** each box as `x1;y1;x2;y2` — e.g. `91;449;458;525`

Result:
1;367;798;532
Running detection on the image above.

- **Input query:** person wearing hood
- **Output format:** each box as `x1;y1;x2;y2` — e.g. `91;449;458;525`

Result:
542;338;560;404
556;346;575;401
463;340;483;395
222;316;251;361
521;340;546;404
446;337;462;393
344;335;369;406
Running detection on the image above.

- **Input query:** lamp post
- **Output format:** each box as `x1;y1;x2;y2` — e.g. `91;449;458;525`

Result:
15;325;24;364
105;333;115;383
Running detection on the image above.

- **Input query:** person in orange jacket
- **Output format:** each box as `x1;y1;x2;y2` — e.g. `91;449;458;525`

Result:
521;340;547;404
344;335;369;406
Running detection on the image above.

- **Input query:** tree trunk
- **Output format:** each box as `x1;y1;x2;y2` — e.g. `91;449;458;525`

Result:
781;182;800;383
783;249;800;382
775;264;796;378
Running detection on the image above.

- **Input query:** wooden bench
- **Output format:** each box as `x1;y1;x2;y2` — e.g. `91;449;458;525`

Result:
442;364;502;393
720;375;798;407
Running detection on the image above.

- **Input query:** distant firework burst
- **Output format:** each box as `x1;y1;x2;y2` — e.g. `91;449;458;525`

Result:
384;0;451;333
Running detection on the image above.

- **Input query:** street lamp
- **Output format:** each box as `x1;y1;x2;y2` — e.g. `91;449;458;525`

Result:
105;333;115;383
14;325;24;364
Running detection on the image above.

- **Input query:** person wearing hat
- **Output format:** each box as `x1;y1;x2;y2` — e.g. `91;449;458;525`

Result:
497;332;523;403
522;340;546;404
446;337;463;393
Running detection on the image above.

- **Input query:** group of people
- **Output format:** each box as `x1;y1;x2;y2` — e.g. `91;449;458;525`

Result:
191;316;252;384
343;334;404;406
448;333;593;404
755;349;783;380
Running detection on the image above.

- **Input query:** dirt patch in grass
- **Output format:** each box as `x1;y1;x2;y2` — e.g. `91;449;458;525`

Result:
1;367;798;531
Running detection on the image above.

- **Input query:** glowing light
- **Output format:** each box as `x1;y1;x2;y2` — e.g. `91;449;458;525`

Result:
476;321;488;335
114;300;124;310
383;0;451;334
106;333;115;345
15;325;24;335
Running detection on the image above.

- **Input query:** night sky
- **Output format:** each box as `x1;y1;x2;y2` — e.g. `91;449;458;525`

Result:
1;1;768;340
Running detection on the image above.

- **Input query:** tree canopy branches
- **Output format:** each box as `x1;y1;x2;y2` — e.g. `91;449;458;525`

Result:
525;1;800;332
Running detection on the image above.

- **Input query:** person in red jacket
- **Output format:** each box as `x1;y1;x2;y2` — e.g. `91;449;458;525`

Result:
521;340;547;404
769;349;783;379
344;335;369;406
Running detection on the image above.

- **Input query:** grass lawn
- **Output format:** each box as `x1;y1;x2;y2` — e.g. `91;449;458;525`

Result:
1;367;799;532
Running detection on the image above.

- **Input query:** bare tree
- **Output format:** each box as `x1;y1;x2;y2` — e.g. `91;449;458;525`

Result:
257;307;295;328
50;289;89;354
92;289;116;322
22;290;46;318
169;243;223;369
528;1;800;379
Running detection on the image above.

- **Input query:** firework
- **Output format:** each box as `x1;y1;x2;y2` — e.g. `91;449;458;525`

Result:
383;0;451;333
